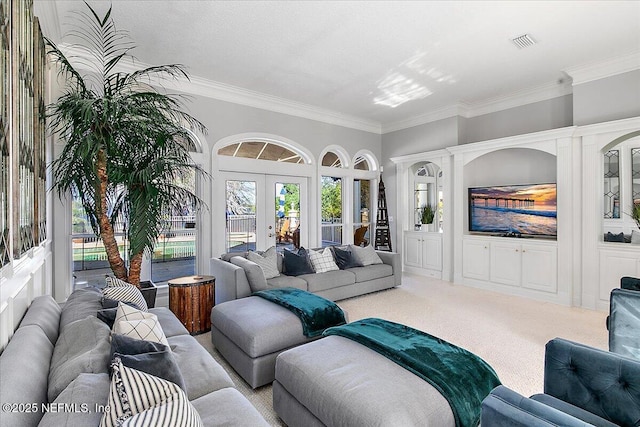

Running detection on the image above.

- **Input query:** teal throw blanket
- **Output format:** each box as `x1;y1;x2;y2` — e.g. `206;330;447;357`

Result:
253;288;346;337
324;318;501;427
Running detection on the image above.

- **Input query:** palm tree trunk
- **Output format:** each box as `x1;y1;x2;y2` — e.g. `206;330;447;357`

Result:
128;252;143;287
96;149;128;281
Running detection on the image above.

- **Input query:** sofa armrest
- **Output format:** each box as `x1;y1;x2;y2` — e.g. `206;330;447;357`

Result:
481;386;591;427
210;258;252;304
544;338;640;427
376;251;401;287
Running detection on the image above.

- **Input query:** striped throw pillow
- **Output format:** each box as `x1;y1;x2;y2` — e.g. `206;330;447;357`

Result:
103;277;148;311
100;358;202;427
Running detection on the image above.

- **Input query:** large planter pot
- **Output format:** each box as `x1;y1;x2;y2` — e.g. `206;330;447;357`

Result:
139;280;157;308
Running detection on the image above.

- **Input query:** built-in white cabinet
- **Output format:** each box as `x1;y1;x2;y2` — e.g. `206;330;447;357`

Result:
404;231;442;278
598;245;640;301
462;236;558;298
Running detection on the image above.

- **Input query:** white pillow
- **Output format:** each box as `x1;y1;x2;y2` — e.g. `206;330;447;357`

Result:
100;358;202;427
103;277;148;311
247;246;280;279
632;229;640;244
309;247;339;273
113;303;169;346
350;244;383;266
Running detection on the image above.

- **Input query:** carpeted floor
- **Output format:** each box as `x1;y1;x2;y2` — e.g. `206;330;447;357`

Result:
196;273;608;426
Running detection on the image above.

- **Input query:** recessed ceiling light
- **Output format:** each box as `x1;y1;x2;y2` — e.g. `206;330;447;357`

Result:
511;34;536;49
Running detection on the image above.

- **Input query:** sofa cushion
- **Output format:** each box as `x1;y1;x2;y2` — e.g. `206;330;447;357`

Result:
150;307;190;337
103;277;149;311
331;246;363;269
0;325;53;427
350;244;383;266
100;358;202;427
266;274;308;291
19;294;61;344
191;387;270;427
48;315;111;402
59;287;103;332
301;270;356;293
231;256;268;292
168;334;235;400
38;373;110;427
308;247;339;273
113;302;169;346
247;246;280;279
283;247;315;276
347;264;394;282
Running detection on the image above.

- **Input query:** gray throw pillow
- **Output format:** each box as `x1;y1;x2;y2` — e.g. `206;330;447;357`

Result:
114;351;187;391
350;244;383;266
231;256;268;292
48;316;111;402
247;246;280;279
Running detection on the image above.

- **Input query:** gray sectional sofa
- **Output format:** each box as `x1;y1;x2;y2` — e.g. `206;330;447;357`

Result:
0;287;269;427
210;246;401;304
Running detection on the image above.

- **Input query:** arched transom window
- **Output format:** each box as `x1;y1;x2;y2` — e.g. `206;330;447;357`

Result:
218;141;305;164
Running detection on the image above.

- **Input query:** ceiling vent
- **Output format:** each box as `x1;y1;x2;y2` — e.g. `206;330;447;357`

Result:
511;34;536;49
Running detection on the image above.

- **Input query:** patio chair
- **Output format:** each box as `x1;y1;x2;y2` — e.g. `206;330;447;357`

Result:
354;225;369;246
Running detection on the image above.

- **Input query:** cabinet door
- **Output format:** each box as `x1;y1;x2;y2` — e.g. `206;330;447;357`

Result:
490;242;521;287
463;239;490;281
599;250;640;301
404;233;423;268
423;235;442;271
521;244;557;293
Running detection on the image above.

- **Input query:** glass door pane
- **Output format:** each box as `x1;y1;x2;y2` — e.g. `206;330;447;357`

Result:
321;176;343;247
273;181;301;252
225;179;257;252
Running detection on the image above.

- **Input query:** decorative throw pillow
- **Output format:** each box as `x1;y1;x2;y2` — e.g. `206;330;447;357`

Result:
605;231;626;243
282;247;315;276
309;247;339;273
331;246;363;269
247;246;280;279
115;351;187;392
100;358;202;427
98;299;143;328
113;303;169;346
110;333;169;361
632;230;640;244
102;277;148;311
350;244;383;266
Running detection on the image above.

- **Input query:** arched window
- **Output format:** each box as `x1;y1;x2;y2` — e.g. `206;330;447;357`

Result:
218;141;306;163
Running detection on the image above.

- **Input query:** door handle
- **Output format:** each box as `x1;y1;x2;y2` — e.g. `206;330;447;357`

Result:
268;233;274;237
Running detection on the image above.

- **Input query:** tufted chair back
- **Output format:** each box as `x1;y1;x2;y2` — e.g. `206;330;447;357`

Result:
544;338;640;427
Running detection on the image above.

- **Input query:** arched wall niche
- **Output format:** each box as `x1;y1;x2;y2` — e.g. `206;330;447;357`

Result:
464;147;557;189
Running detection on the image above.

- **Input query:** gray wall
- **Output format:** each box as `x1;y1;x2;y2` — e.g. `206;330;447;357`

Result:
381;117;459;248
462;95;573;144
573;70;640;126
187;95;382;161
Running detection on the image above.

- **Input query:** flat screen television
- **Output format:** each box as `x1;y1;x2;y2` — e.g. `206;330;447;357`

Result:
468;183;557;238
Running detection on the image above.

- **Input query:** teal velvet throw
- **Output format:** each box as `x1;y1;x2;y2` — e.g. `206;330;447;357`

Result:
253;288;346;337
324;318;501;427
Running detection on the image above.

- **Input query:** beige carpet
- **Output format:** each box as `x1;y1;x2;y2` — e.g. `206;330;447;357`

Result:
196;273;608;426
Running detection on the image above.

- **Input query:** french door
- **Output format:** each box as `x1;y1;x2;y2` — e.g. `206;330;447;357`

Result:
223;172;307;253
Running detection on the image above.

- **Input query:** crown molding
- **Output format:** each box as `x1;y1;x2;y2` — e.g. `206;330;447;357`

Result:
56;44;382;134
564;50;640;86
381;80;573;134
381;105;464;134
461;80;573;118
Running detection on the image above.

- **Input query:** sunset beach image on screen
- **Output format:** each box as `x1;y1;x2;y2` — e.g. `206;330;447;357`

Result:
468;183;557;237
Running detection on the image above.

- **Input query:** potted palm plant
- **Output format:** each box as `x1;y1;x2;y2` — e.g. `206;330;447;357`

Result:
48;3;207;305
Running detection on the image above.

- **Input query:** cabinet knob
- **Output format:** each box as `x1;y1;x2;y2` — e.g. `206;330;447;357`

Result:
522;250;526;253
515;249;519;252
484;246;488;249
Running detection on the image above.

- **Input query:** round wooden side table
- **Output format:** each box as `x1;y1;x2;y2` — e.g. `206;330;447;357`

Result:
168;275;215;335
